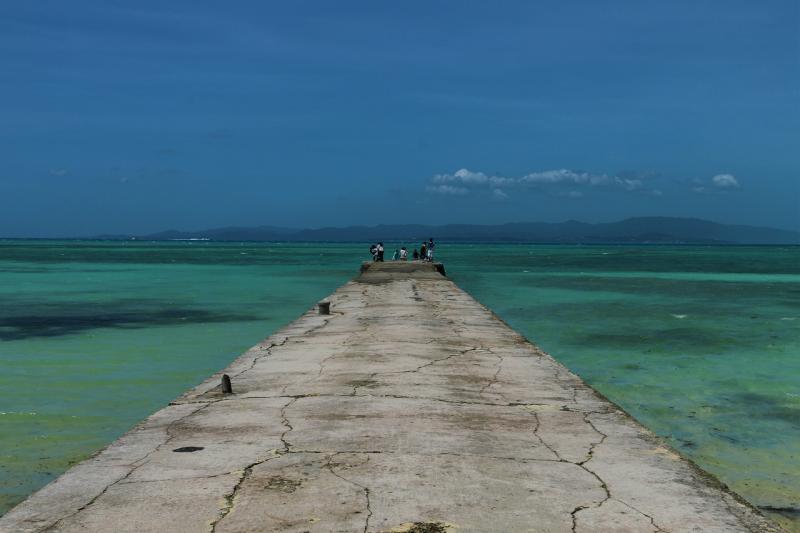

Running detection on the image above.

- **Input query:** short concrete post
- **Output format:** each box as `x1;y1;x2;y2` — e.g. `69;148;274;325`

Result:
221;374;233;394
318;301;331;315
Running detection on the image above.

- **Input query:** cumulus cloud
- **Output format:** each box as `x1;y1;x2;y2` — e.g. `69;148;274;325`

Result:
519;169;645;191
426;184;469;195
492;188;509;199
693;173;741;193
711;174;739;189
426;167;660;198
432;168;512;187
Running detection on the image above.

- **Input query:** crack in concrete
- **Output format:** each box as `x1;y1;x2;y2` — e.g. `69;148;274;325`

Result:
387;345;482;375
529;411;562;461
208;453;283;533
578;413;609;465
172;392;600;414
324;453;373;533
204;392;308;533
42;402;212;531
278;448;564;464
41;472;128;532
205;387;310;532
239;336;290;376
350;345;483;397
555;367;580;406
116;471;235;485
521;407;615;533
479;347;505;398
614;498;668;532
279;397;298;452
570;453;611;531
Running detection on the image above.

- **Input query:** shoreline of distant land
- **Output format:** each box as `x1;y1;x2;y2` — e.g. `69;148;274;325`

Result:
4;217;799;245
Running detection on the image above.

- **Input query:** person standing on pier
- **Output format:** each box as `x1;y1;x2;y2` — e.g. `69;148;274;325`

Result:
427;238;435;262
419;242;427;261
377;242;385;262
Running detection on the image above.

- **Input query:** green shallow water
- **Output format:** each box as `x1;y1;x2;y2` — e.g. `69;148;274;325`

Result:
0;241;798;528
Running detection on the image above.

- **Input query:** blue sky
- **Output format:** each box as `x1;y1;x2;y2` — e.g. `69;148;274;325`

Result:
1;1;797;236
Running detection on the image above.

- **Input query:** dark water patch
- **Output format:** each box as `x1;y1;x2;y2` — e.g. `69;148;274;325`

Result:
735;392;800;423
0;267;62;274
503;297;795;354
566;327;734;351
514;273;798;303
759;505;800;518
0;306;259;341
452;245;800;275
0;241;365;267
0;267;139;274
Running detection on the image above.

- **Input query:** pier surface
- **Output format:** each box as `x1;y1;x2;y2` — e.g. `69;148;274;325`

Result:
1;262;777;532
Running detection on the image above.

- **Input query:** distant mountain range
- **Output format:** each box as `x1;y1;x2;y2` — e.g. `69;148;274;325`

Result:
95;217;800;244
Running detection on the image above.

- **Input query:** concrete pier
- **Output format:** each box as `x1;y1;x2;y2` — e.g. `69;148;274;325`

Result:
0;262;778;532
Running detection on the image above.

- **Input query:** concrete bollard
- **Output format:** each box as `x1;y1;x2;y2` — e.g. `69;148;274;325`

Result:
318;301;331;315
221;374;233;394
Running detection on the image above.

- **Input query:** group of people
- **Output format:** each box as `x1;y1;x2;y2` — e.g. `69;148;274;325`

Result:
369;238;436;262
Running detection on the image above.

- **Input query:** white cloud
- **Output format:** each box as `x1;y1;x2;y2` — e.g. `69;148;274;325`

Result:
432;168;515;187
711;174;740;189
492;188;509;199
426;167;660;198
520;169;606;185
49;168;68;176
433;168;487;184
426;184;469;195
692;173;741;194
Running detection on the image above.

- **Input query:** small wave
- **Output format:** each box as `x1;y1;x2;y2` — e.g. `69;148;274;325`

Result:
0;411;37;416
780;317;797;321
671;314;688;319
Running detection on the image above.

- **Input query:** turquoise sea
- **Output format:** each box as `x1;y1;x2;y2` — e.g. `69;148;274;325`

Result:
1;241;798;529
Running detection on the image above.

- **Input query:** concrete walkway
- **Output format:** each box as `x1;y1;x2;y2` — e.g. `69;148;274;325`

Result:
0;262;778;532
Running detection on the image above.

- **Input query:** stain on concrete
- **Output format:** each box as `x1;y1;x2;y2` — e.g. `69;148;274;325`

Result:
264;476;301;493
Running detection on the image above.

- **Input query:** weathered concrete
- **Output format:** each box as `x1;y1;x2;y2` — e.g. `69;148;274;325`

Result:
0;262;780;532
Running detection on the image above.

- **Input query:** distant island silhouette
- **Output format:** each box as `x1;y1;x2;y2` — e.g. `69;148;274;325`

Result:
94;217;799;244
